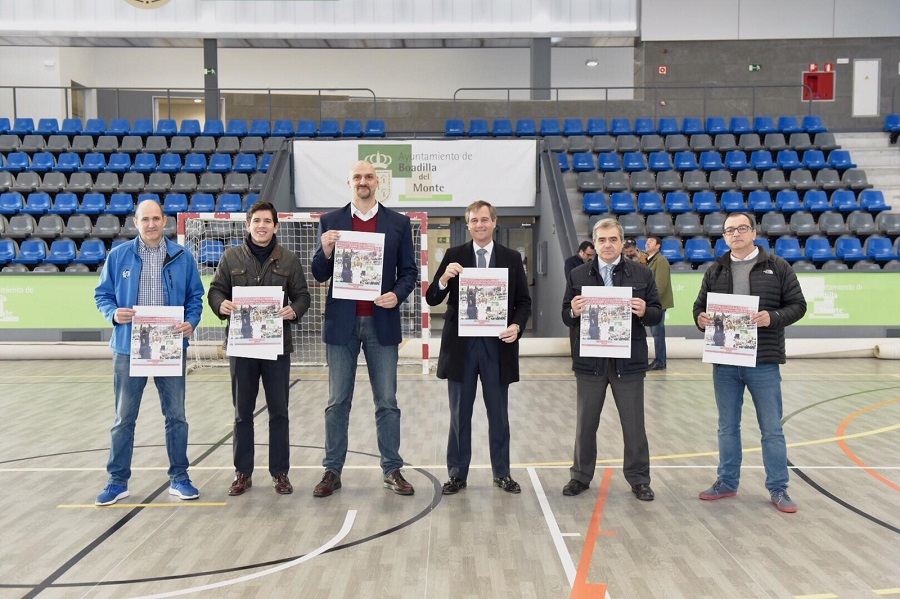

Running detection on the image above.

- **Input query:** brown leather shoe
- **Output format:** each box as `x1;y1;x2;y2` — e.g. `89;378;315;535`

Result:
383;470;414;495
228;473;251;496
273;473;293;495
313;470;341;498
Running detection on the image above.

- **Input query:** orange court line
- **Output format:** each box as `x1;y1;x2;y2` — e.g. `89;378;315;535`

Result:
836;397;900;492
570;467;614;599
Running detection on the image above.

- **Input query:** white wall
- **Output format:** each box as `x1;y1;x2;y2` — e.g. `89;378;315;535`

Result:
0;47;64;120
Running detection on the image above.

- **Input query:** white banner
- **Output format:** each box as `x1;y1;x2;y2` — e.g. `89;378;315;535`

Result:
292;139;537;209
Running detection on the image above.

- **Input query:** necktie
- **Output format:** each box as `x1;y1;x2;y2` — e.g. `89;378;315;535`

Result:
603;264;614;286
477;248;487;268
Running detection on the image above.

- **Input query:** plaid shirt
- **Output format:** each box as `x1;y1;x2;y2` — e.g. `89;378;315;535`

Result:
137;238;166;306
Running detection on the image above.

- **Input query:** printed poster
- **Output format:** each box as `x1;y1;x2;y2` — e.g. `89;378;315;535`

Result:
458;268;509;337
579;286;633;358
332;231;385;301
129;306;184;377
702;292;760;367
227;286;283;360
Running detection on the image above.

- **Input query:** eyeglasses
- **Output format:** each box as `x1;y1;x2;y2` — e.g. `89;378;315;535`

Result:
723;225;753;236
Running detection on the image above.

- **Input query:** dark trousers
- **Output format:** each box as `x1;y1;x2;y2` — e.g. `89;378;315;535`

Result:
447;337;510;480
230;353;291;478
572;361;650;486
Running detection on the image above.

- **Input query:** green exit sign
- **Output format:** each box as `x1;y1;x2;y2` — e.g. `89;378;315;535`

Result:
204;68;216;76
748;64;761;72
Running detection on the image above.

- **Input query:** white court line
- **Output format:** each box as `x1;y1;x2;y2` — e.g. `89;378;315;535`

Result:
527;467;576;587
129;510;356;598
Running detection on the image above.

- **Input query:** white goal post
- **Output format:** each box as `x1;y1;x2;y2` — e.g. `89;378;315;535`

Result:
178;211;429;373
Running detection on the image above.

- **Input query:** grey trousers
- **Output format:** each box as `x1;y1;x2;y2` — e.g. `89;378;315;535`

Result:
571;362;651;487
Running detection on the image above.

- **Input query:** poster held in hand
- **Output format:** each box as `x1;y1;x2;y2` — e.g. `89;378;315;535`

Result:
227;286;284;360
331;231;385;301
702;292;759;367
458;267;509;337
578;285;633;358
129;305;184;377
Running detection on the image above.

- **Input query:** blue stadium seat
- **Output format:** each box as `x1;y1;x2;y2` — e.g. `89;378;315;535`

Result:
692;191;719;213
647;151;673;172
776;150;801;171
105;119;129;137
673;151;699;171
4;152;30;173
775;190;803;213
50;193;79;215
0;117;9;135
216;193;243;212
131;119;154;138
106;153;131;173
684;237;715;262
155;119;177;137
699;151;725;171
198;240;226;266
729;117;752;135
258;154;272;173
610;118;632;135
0;238;16;263
249;119;272;138
22;192;51;215
865;236;900;261
74;239;107;265
233;153;257;173
595;152;620;172
189;193;215;212
609;192;636;214
317;120;340;138
777;116;802;134
774;236;803;262
138;192;161;204
162;193;188;215
46;239;77;265
492;119;513;137
720;191;746;212
724;150;749;171
664;191;691;214
84;119;106;137
859;189;888;213
582;192;607;215
29;152;55;173
705;117;728;135
80;153;106;173
830;189;859;213
748;190;775;213
79;193;106;215
660;237;685;263
535;119;556;136
586;119;608;135
60;118;83;137
573;153;597;172
681;117;704;136
37;118;59;136
753;238;771;253
515;119;537;137
804;236;836;262
183;154;207;174
131;153;157;173
827;150;856;170
272;119;294;137
365;119;386;138
467;119;489;137
637;192;664;214
11;118;35;136
834;237;865;262
622;152;647;172
208;153;232;173
803;189;830;213
749;150;775;171
54;152;81;173
157;153;182;173
225;119;248;138
753;116;777;135
556;153;570;172
563;119;584;136
802;149;827;170
178;119;201;137
342;120;363;138
633;118;655;136
295;120;317;138
802;115;827;133
13;239;46;264
242;194;260;211
202;119;225;138
657;118;679;136
107;193;134;215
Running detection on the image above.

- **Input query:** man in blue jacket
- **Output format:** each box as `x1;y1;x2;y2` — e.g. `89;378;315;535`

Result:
311;160;419;498
94;199;205;506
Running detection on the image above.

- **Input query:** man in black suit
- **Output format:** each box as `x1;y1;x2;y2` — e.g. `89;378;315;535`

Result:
426;200;532;495
564;241;595;279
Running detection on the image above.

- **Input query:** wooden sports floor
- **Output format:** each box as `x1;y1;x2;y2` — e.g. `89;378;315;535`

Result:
1;356;898;599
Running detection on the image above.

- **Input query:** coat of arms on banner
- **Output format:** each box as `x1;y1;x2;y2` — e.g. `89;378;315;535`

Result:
366;151;392;203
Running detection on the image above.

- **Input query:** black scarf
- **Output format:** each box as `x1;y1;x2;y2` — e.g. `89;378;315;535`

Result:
246;234;277;265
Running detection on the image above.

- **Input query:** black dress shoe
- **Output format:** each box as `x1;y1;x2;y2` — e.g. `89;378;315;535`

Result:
493;476;521;494
632;483;655;501
313;470;341;497
441;477;467;495
563;479;590;496
649;362;666;371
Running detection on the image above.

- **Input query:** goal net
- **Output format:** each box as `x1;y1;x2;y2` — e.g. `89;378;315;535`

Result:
178;211;428;372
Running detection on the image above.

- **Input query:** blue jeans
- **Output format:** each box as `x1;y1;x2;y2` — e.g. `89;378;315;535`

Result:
107;351;190;486
712;363;789;493
323;316;403;476
649;312;667;367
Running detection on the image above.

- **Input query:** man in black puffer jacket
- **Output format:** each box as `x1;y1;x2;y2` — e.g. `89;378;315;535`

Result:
693;212;807;513
561;218;663;502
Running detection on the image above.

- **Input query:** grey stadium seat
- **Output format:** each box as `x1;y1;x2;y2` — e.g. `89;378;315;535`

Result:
34;214;65;239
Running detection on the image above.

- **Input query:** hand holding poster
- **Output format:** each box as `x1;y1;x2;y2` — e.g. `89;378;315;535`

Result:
227;286;284;360
578;286;633;358
702;292;760;367
458;267;509;337
130;306;184;377
331;230;385;301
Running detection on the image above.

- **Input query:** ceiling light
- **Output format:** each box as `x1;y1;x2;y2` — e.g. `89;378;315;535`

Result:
193;98;202;103
585;58;599;67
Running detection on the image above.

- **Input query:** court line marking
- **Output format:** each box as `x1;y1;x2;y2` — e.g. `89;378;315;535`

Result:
58;502;227;509
837;398;900;491
129;510;356;598
874;588;900;596
527;467;576;586
570;467;613;599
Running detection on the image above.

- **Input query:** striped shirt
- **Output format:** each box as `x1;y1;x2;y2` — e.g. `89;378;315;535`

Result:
137;238;166;306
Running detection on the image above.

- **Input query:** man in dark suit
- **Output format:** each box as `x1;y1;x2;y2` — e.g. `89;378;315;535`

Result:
311;160;419;498
426;200;532;495
564;240;595;279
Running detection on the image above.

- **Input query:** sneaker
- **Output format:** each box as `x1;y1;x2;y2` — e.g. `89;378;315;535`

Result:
96;484;129;506
770;490;798;513
169;479;200;500
699;480;737;500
